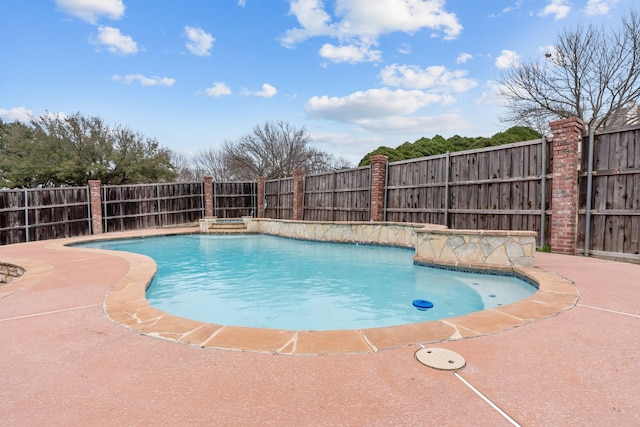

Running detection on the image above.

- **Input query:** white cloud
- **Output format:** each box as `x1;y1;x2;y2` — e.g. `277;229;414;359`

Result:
332;0;462;39
311;131;384;148
379;64;477;93
184;26;215;56
495;49;519;69
476;81;508;106
319;43;382;63
398;43;411;54
305;88;454;124
585;0;619;16
237;0;247;6
456;52;472;64
254;83;278;98
92;26;138;55
504;1;523;13
538;0;571;20
355;114;470;134
306;89;470;134
281;0;462;63
281;0;335;46
0;106;32;122
204;82;232;97
112;74;175;86
56;0;125;24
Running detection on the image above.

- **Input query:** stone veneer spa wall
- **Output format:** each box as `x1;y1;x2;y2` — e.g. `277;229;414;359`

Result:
242;219;536;269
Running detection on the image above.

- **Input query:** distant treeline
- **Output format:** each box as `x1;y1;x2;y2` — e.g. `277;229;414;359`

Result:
358;126;542;166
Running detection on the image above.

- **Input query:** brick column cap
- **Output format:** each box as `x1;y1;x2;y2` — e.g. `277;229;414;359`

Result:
549;117;584;131
370;154;389;164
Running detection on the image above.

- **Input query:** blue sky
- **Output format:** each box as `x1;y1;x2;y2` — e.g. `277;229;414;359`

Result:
0;0;634;164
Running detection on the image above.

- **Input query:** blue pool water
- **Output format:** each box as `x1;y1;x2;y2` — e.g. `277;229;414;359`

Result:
79;234;536;331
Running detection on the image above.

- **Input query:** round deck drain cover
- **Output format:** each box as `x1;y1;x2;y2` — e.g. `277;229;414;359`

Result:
415;347;465;371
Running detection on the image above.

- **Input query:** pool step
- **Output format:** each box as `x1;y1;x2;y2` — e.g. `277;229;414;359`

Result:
199;217;252;234
207;222;249;234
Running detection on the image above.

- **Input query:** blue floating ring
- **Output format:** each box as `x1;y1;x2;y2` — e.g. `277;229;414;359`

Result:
412;299;434;310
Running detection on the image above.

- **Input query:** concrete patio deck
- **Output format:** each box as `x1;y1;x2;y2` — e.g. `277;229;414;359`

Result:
1;228;638;426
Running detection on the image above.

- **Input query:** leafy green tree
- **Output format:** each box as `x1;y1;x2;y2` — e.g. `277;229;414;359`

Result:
489;126;543;146
358;126;542;166
358;146;404;166
0;113;176;188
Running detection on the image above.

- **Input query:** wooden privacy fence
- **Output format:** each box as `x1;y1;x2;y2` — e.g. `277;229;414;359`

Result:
303;167;371;221
578;125;640;260
264;177;294;220
103;182;204;232
212;181;257;218
0;186;91;245
3;118;638;260
385;138;553;247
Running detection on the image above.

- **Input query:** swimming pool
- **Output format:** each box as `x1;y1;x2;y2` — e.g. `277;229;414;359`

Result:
80;234;536;331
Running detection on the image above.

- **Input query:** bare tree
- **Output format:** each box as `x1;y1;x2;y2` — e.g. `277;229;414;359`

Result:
500;9;640;134
192;147;230;181
170;151;200;182
222;121;344;179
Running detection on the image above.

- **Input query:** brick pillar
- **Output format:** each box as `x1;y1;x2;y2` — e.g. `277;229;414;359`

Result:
203;176;214;217
292;169;305;220
257;176;266;218
369;155;388;222
88;180;103;234
549;117;583;255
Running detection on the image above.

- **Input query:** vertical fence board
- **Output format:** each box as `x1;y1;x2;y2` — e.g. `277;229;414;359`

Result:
579;125;640;257
213;181;256;219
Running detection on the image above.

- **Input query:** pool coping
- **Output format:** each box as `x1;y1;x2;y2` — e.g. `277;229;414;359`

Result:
18;228;580;355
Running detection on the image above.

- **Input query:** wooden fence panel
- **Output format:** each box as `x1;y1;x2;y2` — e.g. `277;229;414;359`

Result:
264;178;292;220
0;190;26;244
303;172;334;221
386;155;446;224
104;184;159;232
0;187;90;244
159;182;204;225
332;167;370;221
385;139;550;245
29;187;91;241
448;140;550;242
104;182;205;231
578;126;640;258
213;181;256;218
302;167;370;221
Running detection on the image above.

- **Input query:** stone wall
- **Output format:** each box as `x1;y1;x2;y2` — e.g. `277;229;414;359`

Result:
244;219;536;268
0;263;25;284
245;218;444;248
415;229;537;268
